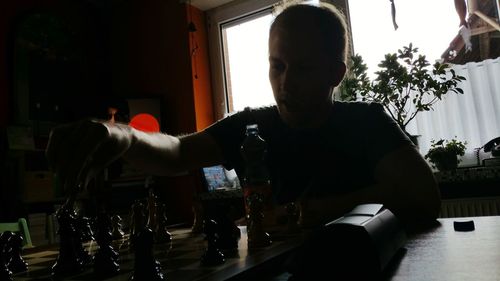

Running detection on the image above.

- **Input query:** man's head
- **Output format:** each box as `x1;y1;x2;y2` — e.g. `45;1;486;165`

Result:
268;4;348;129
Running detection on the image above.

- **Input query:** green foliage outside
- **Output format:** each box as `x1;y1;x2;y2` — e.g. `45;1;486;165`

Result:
340;43;466;134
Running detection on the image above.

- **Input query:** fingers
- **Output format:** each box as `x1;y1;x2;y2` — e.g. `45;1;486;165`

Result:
77;130;131;189
62;123;109;193
46;122;78;171
46;119;112;194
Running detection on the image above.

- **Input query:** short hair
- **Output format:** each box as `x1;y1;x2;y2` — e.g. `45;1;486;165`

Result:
270;3;349;64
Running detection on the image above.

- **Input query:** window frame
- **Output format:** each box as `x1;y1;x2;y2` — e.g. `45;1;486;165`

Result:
207;0;281;120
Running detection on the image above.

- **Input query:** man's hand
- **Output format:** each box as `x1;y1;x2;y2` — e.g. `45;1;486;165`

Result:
45;119;134;193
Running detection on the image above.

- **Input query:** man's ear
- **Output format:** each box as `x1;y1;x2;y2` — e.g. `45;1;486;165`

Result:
330;61;347;87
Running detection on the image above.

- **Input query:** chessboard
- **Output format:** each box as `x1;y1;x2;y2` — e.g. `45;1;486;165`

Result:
13;225;303;281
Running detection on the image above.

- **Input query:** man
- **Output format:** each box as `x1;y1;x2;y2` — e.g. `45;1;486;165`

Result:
46;3;440;230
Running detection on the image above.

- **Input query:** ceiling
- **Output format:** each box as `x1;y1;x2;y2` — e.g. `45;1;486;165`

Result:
188;0;236;11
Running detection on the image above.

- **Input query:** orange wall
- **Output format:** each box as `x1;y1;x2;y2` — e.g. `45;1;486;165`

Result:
187;5;215;131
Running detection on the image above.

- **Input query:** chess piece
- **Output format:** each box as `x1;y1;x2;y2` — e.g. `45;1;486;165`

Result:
6;233;28;273
200;219;225;266
285;202;300;234
214;207;240;249
129;201;148;251
246;193;272;248
78;216;94;242
155;203;172;243
130;201;147;239
191;196;204;233
0;232;13;281
130;227;164;280
93;212;120;277
147;189;159;235
51;206;85;277
111;215;125;240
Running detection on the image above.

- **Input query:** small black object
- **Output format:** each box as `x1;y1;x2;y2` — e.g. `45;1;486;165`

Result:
453;220;475;232
286;204;406;280
78;216;95;242
51;207;85;277
111;215;125;240
0;232;13;281
200;219;225;266
93;212;120;277
7;233;28;273
130;228;164;280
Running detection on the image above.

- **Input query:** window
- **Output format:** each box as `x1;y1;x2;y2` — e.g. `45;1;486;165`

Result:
221;10;275;113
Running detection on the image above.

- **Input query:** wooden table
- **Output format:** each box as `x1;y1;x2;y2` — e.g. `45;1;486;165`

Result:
385;216;500;281
14;216;500;280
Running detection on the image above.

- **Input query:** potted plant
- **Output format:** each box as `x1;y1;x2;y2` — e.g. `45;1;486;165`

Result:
424;138;467;171
340;43;466;144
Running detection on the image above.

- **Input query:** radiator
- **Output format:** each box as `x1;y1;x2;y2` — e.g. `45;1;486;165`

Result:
440;197;500;218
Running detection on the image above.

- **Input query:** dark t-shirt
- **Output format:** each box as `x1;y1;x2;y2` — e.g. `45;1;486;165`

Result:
204;101;412;204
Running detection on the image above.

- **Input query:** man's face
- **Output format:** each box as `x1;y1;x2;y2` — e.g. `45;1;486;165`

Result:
269;24;343;129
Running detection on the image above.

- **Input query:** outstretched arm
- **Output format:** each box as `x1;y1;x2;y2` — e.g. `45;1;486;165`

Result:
123;128;225;176
46;119;225;194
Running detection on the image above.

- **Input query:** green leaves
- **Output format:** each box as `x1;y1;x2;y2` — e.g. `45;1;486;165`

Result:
425;137;468;168
339;43;466;134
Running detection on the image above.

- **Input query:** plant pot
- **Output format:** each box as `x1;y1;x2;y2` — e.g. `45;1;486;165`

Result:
433;151;458;171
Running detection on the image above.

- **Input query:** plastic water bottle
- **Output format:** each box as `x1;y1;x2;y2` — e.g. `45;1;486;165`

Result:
240;124;274;230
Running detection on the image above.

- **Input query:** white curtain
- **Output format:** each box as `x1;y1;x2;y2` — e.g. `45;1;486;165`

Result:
406;57;500;161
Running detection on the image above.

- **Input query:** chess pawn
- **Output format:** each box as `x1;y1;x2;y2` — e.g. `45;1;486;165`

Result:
285;202;300;234
130;201;147;239
6;233;28;273
111;215;125;240
155;203;172;244
200;219;225;266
